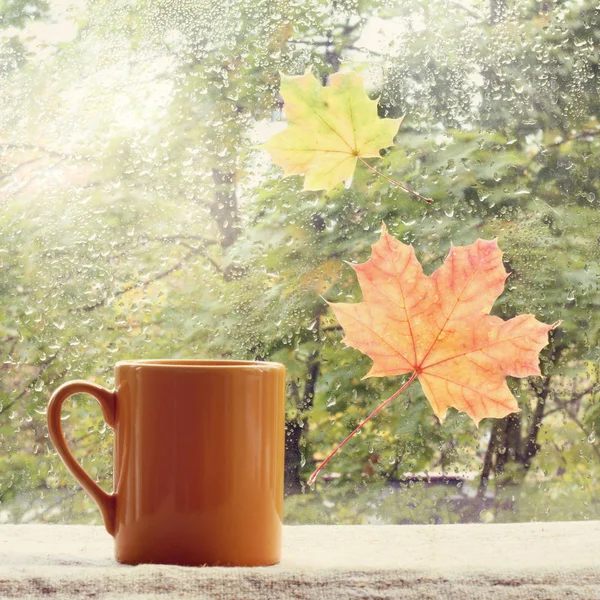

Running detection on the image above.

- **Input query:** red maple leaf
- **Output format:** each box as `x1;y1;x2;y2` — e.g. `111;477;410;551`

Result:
309;224;558;484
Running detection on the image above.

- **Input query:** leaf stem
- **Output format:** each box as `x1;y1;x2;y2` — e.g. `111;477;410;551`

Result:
356;156;433;204
308;371;418;486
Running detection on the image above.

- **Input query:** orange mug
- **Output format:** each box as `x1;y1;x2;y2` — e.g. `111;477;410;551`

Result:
47;359;286;566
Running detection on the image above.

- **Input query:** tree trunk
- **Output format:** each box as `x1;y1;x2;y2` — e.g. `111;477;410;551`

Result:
210;168;240;249
476;376;551;516
523;377;551;470
282;20;359;495
284;418;305;496
477;420;500;501
284;346;321;496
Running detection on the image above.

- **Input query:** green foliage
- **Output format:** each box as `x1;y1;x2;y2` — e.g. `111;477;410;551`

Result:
0;0;48;27
1;0;599;525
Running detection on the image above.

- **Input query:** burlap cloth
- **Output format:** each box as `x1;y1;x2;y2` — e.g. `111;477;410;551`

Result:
0;522;598;599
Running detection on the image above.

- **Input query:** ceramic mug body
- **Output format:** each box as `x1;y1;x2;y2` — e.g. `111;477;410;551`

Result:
47;360;286;566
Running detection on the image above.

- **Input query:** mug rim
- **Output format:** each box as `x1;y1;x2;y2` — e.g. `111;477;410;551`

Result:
115;359;284;370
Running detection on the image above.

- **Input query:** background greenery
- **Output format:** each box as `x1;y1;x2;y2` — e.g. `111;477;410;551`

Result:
1;0;599;525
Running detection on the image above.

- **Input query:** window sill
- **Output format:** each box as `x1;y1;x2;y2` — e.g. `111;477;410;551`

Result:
1;522;598;599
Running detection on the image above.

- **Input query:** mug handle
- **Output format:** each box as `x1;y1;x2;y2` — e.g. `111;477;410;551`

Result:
47;380;117;536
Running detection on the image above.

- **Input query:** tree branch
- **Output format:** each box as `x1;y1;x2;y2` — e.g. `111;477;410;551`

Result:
80;247;206;312
448;0;481;20
551;396;600;462
531;129;600;164
0;355;57;417
2;158;66;198
544;383;600;417
0;157;45;184
1;143;95;162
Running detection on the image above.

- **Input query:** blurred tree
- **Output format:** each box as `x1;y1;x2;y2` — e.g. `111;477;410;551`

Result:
0;0;598;524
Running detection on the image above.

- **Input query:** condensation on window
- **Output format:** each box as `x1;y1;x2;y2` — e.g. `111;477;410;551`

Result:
1;0;598;525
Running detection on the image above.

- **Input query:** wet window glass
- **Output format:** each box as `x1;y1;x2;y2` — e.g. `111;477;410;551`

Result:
1;0;598;525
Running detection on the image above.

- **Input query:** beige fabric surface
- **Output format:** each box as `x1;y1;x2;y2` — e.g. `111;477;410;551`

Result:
0;522;599;599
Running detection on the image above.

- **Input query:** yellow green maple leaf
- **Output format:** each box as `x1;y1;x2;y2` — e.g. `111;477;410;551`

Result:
261;70;403;192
